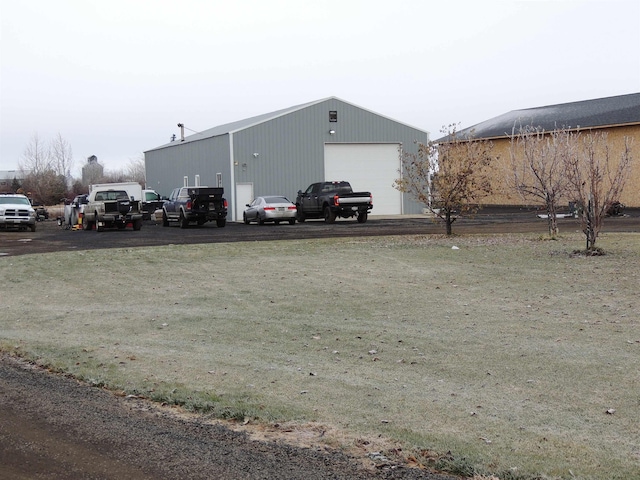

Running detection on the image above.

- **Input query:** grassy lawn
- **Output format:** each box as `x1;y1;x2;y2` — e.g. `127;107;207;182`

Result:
1;232;639;479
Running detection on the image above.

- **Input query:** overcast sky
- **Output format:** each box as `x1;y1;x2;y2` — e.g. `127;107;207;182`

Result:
1;0;639;176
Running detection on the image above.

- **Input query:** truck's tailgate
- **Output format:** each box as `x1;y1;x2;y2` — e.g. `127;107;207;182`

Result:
336;194;371;205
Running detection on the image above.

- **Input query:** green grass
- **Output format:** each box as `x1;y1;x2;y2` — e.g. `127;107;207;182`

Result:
1;232;639;479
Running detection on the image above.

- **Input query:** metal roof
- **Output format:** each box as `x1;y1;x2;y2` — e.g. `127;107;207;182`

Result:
450;92;640;141
147;98;328;151
192;98;327;137
146;96;428;152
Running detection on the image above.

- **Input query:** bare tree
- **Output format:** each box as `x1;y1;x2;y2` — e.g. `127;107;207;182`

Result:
24;170;67;205
19;133;52;202
125;155;146;186
19;133;75;203
100;168;127;183
49;133;74;188
19;133;51;175
508;126;572;237
564;131;633;252
98;156;146;186
394;125;494;235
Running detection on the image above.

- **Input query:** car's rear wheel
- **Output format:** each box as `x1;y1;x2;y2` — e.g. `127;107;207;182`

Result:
324;206;336;224
243;213;250;225
133;219;142;231
288;218;296;225
357;212;368;223
296;208;305;222
258;215;265;225
29;223;36;232
179;211;189;228
162;211;169;227
216;219;226;227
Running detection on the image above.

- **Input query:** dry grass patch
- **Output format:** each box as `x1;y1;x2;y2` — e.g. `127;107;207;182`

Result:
1;232;639;479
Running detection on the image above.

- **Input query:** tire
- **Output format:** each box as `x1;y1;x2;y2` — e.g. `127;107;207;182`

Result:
288;218;296;225
296;208;305;223
258;215;265;225
132;219;142;231
116;222;126;230
216;219;226;228
162;210;169;227
324;206;336;224
274;220;280;225
179;211;189;229
83;215;92;231
29;223;36;232
357;212;368;223
95;213;103;232
243;213;250;225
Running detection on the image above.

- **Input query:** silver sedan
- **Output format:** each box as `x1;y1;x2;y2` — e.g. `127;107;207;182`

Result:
243;196;297;225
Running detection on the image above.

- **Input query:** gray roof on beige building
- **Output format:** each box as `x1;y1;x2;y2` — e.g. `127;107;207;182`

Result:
452;92;640;141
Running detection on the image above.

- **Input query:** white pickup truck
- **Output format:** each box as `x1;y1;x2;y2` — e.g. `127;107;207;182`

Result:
82;188;143;231
89;182;162;220
0;193;37;231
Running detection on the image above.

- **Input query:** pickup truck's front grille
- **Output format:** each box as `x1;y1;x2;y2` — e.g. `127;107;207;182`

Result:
5;209;31;217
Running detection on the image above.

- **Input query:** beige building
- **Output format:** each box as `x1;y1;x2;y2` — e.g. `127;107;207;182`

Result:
452;93;640;208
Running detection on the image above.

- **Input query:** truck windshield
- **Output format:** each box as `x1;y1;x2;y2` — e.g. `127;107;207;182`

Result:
323;182;351;194
96;191;130;201
0;196;30;205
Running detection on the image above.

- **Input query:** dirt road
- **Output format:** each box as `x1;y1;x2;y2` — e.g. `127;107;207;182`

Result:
0;355;457;479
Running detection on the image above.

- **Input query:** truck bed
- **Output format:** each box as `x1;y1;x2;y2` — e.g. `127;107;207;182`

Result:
186;187;224;199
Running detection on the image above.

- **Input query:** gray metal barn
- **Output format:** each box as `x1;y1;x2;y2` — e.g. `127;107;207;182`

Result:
144;97;429;221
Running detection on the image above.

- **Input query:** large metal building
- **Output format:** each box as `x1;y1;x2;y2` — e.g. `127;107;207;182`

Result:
144;97;430;221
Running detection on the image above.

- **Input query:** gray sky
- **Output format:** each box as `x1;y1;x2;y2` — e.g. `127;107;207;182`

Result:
1;0;639;176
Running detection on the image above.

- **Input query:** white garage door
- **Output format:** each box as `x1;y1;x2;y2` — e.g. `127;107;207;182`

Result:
324;143;402;215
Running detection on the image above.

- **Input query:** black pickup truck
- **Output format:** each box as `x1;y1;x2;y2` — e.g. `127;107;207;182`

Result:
296;181;373;223
162;186;227;228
